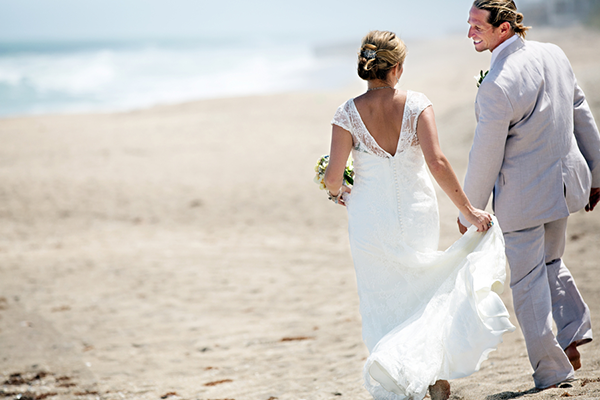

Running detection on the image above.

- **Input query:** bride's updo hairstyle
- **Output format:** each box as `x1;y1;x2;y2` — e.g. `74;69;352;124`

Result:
473;0;530;38
358;30;407;81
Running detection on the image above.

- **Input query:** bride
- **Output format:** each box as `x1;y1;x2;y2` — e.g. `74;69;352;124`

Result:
323;30;515;400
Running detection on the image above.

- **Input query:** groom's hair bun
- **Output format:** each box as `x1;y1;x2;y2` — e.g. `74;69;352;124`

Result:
357;31;407;81
473;0;531;37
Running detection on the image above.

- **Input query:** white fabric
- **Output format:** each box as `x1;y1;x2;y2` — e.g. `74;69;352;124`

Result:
332;90;516;400
490;34;518;68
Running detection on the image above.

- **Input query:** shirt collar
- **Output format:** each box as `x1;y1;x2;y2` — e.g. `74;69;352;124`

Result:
490;34;518;68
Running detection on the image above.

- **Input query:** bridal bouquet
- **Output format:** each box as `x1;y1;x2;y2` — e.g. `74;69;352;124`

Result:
314;155;354;190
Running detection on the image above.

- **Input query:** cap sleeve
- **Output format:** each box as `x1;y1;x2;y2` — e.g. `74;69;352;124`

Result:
331;102;352;132
415;92;432;110
410;92;433;132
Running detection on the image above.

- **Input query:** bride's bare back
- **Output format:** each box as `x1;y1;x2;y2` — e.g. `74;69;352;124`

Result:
353;89;407;156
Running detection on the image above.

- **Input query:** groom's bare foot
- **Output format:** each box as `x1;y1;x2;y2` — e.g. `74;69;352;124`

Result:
429;380;450;400
565;342;581;370
539;379;575;390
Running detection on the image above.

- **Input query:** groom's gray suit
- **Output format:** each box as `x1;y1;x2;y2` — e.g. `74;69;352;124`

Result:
460;37;600;388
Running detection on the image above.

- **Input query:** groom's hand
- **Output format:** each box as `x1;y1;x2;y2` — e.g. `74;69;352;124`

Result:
457;218;468;235
586;187;600;212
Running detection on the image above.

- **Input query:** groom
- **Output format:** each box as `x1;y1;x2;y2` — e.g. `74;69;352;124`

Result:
458;0;600;390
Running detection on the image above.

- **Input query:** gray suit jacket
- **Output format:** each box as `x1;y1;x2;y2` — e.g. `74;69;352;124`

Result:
460;37;600;233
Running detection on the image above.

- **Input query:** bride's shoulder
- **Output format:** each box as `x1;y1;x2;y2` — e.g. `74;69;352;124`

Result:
331;99;355;131
406;90;430;102
406;90;433;111
335;98;356;112
331;99;354;121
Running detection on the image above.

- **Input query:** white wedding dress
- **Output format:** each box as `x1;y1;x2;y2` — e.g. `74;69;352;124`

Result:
331;91;515;400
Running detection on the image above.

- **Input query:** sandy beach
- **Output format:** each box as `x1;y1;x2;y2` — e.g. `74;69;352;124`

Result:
1;27;600;400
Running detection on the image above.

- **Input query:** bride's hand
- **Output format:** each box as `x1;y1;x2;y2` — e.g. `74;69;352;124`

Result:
336;186;352;207
464;208;493;232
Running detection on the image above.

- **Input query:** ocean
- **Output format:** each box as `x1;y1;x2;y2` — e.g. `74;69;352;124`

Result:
0;36;359;118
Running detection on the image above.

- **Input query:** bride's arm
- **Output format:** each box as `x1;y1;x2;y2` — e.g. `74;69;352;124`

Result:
416;106;492;232
324;125;353;205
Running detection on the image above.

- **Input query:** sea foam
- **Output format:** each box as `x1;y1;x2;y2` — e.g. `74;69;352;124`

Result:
0;38;357;117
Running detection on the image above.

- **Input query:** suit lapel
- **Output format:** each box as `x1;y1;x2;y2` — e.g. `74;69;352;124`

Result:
475;38;526;121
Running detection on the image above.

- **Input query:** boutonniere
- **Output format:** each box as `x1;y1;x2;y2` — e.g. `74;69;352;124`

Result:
476;70;489;88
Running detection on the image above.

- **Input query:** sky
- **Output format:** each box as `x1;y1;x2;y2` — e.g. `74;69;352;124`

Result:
0;0;479;43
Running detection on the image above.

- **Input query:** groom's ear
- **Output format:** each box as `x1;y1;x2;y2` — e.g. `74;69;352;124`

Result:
498;21;512;38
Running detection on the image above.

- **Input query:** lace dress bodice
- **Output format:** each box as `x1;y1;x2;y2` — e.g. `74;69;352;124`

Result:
332;90;432;158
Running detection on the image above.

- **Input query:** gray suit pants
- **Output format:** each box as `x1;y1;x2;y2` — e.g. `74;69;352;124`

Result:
504;217;593;389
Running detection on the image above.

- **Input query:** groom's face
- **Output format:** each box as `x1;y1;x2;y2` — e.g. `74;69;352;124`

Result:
467;6;503;53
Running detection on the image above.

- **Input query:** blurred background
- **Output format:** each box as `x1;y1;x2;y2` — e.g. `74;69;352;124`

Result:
1;0;598;118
